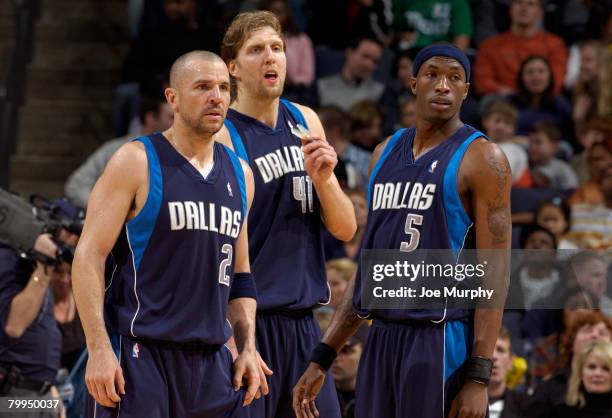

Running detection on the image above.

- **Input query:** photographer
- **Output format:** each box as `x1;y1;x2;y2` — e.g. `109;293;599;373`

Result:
0;228;77;417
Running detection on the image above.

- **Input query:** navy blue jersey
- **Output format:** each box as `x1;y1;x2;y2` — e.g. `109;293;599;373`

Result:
353;125;486;322
105;133;247;345
224;99;329;311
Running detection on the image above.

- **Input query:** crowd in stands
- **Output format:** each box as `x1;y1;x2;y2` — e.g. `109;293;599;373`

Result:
54;0;612;416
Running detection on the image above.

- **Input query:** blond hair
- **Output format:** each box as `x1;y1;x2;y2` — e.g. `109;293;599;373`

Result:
566;340;612;407
326;258;357;283
221;11;283;64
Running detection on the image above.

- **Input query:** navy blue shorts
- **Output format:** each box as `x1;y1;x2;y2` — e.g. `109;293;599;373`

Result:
355;320;476;418
249;311;341;418
88;335;248;418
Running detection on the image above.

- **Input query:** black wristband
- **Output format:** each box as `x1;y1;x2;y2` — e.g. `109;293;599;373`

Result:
464;356;493;385
309;343;337;371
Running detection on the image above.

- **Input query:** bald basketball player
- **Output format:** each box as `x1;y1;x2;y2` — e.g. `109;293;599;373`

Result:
73;51;262;418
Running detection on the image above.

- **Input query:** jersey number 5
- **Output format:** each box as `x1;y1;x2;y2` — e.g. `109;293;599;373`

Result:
400;214;423;252
218;243;233;286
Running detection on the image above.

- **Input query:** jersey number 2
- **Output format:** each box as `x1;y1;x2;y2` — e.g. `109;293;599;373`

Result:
218;243;233;286
400;214;423;252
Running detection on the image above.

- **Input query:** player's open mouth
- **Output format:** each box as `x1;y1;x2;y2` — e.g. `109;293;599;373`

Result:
264;71;278;82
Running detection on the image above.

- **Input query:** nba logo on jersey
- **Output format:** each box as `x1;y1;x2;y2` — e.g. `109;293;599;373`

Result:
227;182;233;197
132;343;140;358
428;160;439;173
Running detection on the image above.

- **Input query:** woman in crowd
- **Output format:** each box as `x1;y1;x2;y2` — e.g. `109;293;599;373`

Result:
550;340;612;417
534;198;578;253
510;55;574;149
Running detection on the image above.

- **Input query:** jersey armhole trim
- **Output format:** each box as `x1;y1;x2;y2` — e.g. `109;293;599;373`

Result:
224;119;250;164
126;136;163;271
223;145;248;220
280;98;308;129
367;128;406;206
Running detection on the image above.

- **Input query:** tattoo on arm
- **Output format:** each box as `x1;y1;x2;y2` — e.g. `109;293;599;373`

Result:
485;154;510;245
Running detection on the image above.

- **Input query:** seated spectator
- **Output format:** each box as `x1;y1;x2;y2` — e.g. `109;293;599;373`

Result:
397;94;417;129
264;0;315;102
527;311;612;417
348;100;384;152
391;0;473;51
528;122;578;190
317;36;385;111
382;50;415;131
567;164;612;250
509;56;574;142
507;224;561;311
567;252;612;316
570;117;612;185
331;324;369;418
525;286;597;386
318;105;371;189
550;340;612;418
569;137;612;206
474;0;568;96
482;99;532;187
324;188;367;260
534;198;578;252
65;97;173;208
326;258;357;309
488;326;530;418
570;40;607;139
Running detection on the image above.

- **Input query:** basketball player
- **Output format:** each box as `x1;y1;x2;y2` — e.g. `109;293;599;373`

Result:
293;44;511;418
72;51;262;417
215;11;357;418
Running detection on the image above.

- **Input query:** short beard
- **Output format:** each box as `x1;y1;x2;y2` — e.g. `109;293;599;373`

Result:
181;114;222;137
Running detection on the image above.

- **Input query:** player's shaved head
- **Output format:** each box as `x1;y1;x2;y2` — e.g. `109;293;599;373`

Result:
169;50;226;88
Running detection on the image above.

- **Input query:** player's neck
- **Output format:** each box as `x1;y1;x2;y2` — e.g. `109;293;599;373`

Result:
413;118;464;152
163;125;215;168
232;93;280;129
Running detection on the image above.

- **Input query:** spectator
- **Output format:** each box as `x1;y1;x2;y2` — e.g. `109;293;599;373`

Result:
570;41;607;139
348;100;384;151
534;198;578;252
324;189;367;260
264;0;315;102
317;36;385;111
550;340;612;418
397;94;417;129
567;164;612;250
528;311;612;417
474;0;568;96
65;97;173;209
528;122;578;190
331;324;369;418
510;56;574;142
326;258;357;309
506;224;561;311
488;326;530;418
392;0;473;51
318;105;371;188
346;0;393;45
383;50;415;130
567;252;612;316
570;119;612;186
0;230;78;416
569;138;612;206
482;99;532;187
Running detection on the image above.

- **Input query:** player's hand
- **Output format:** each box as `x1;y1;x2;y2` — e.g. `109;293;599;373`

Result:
85;346;125;408
448;380;488;418
233;349;261;406
302;136;337;185
292;362;326;418
255;350;273;398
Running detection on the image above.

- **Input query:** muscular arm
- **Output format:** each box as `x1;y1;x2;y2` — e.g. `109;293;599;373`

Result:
461;140;511;360
72;142;147;352
72;141;147;407
227;161;256;355
299;104;357;242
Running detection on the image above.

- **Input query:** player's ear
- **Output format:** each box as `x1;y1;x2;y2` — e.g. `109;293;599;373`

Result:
164;87;178;111
410;76;417;95
228;60;239;79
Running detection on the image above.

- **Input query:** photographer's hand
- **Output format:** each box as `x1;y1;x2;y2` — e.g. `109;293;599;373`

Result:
3;233;57;339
